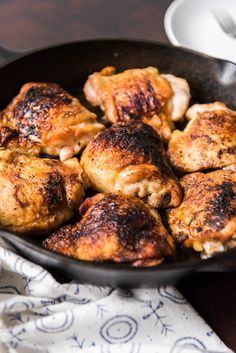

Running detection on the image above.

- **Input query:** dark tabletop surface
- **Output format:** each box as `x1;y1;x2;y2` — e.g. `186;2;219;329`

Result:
0;0;235;351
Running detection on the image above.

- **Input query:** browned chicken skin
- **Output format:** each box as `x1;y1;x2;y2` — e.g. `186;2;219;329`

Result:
168;169;236;257
0;150;88;235
84;67;190;142
1;69;234;265
81;121;182;208
0;82;104;160
43;193;175;266
168;102;236;172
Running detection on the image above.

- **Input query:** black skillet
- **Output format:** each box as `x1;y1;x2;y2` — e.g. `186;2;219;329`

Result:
0;39;235;288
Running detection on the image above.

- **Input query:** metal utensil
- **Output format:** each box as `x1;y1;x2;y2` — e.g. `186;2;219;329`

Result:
213;9;236;38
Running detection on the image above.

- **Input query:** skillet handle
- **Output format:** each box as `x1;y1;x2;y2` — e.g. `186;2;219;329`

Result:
196;250;236;273
0;45;27;66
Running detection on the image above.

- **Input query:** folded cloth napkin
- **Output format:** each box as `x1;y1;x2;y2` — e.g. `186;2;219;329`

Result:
0;237;232;353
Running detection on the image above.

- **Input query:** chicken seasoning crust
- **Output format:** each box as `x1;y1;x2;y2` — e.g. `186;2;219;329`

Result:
168;169;236;257
0;64;235;267
44;193;175;266
0;82;104;160
168;102;236;172
13;84;72;137
84;66;190;142
91;121;170;170
0;150;88;235
81;121;182;208
84;67;172;121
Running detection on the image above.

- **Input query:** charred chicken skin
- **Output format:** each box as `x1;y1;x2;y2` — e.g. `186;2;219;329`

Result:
43;193;175;266
0;150;88;235
168;102;236;172
84;66;190;141
81;121;182;208
0;82;104;160
168;169;236;257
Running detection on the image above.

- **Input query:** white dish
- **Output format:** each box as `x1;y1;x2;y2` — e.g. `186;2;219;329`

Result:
164;0;236;63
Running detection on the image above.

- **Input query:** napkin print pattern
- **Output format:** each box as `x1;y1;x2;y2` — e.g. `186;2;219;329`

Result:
0;237;232;353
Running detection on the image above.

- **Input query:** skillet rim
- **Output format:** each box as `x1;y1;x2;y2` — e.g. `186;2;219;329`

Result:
1;229;235;273
1;37;236;69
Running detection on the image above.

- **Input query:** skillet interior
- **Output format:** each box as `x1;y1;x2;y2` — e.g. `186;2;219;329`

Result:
0;39;235;287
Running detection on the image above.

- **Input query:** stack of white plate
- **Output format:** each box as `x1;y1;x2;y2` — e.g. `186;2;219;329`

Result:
165;0;236;63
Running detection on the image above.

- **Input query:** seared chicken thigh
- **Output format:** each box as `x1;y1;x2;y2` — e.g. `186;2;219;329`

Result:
81;121;182;208
168;102;236;172
84;67;190;141
0;82;104;160
43;193;175;266
168;169;236;257
0;150;88;235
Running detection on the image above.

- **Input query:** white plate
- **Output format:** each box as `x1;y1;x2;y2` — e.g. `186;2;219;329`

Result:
165;0;236;63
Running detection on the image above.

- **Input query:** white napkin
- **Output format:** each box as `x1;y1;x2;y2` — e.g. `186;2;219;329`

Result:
0;237;232;353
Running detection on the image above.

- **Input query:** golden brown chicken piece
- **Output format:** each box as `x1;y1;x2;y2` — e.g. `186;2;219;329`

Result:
43;193;175;266
168;169;236;258
81;121;182;208
0;150;88;235
84;66;190;141
168;102;236;172
0;82;104;160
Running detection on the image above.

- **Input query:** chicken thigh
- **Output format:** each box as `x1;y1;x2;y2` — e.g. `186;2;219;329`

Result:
168;102;236;172
0;150;88;235
43;193;175;266
81;121;182;208
84;66;190;141
0;82;104;160
168;169;236;257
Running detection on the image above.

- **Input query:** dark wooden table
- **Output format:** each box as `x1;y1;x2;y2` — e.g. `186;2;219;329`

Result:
0;0;235;351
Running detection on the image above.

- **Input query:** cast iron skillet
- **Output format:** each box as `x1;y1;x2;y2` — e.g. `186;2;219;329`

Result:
0;39;235;288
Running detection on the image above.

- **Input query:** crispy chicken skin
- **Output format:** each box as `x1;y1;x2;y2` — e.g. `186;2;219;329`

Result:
0;82;104;160
84;67;190;141
168;169;236;257
43;193;175;266
168;102;236;172
81;121;182;208
0;150;88;235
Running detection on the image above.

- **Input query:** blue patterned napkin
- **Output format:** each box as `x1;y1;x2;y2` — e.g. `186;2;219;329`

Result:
0;237;232;353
